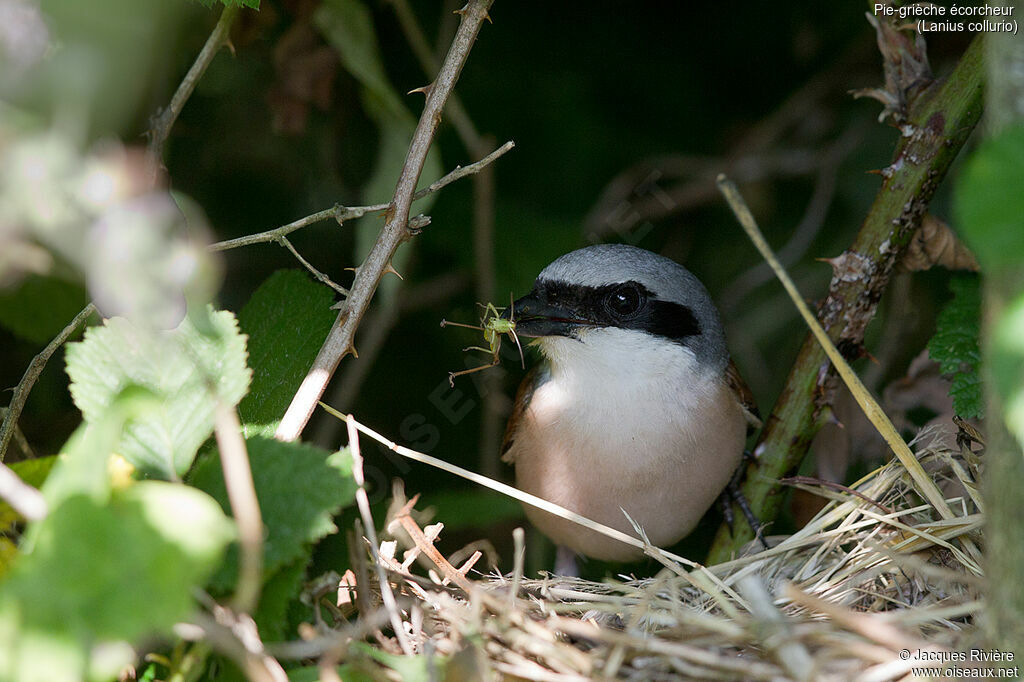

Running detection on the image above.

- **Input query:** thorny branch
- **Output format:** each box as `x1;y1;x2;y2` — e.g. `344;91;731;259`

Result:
148;4;240;175
0;303;96;462
208;141;513;252
707;34;985;563
275;0;497;442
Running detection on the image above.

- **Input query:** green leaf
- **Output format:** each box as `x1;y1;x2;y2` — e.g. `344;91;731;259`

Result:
927;275;982;419
0;275;89;344
0;457;57;532
40;385;163;517
65;307;251;479
0;482;234;682
353;642;433;681
955;123;1024;272
191;437;356;592
993;293;1024;451
237;271;335;436
253;558;307;642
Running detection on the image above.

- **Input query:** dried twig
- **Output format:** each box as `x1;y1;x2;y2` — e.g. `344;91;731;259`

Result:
345;416;414;655
346;436;981;680
213;403;264;614
0;303;96;462
275;0;497;442
190;611;286;682
148;4;239;171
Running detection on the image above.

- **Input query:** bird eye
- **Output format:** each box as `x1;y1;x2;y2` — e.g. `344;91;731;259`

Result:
605;284;643;317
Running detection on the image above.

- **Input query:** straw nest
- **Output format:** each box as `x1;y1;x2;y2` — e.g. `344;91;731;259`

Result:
321;424;985;682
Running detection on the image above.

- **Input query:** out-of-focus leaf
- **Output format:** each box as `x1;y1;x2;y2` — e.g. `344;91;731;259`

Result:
237;270;335;436
191;437;356;592
0;482;234;682
19;0;191;138
927;275;982;419
1;132;219;328
85;190;219;330
0;275;89;344
0;456;56;532
354;641;434;681
993;293;1024;452
65;307;251;479
955;123;1024;273
40;385;160;515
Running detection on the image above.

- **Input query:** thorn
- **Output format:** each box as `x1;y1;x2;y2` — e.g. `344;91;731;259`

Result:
453;4;468;17
383;262;404;280
483;10;493;23
408;83;434;97
407;214;431;237
349;344;359;359
224;39;237;57
865;168;884;176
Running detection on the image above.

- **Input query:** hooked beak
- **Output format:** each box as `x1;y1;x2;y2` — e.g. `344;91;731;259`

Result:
503;292;589;339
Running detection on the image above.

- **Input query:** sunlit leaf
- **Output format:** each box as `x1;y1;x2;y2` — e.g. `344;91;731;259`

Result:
238;270;335;436
191;437;356;592
65;307;251;478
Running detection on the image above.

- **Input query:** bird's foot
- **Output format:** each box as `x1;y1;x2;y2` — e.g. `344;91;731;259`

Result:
718;450;769;550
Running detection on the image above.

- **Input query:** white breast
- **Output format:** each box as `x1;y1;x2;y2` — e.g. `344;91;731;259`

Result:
507;328;746;561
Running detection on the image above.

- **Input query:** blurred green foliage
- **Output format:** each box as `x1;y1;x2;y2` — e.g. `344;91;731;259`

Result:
928;274;982;419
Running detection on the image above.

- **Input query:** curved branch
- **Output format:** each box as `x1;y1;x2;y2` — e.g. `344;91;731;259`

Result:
275;0;497;442
707;35;985;564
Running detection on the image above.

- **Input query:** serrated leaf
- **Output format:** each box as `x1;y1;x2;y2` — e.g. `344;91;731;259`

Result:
65;307;251;479
0;275;89;344
238;271;335;436
0;482;234;682
927;275;982;418
955;123;1024;272
191;437;356;592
